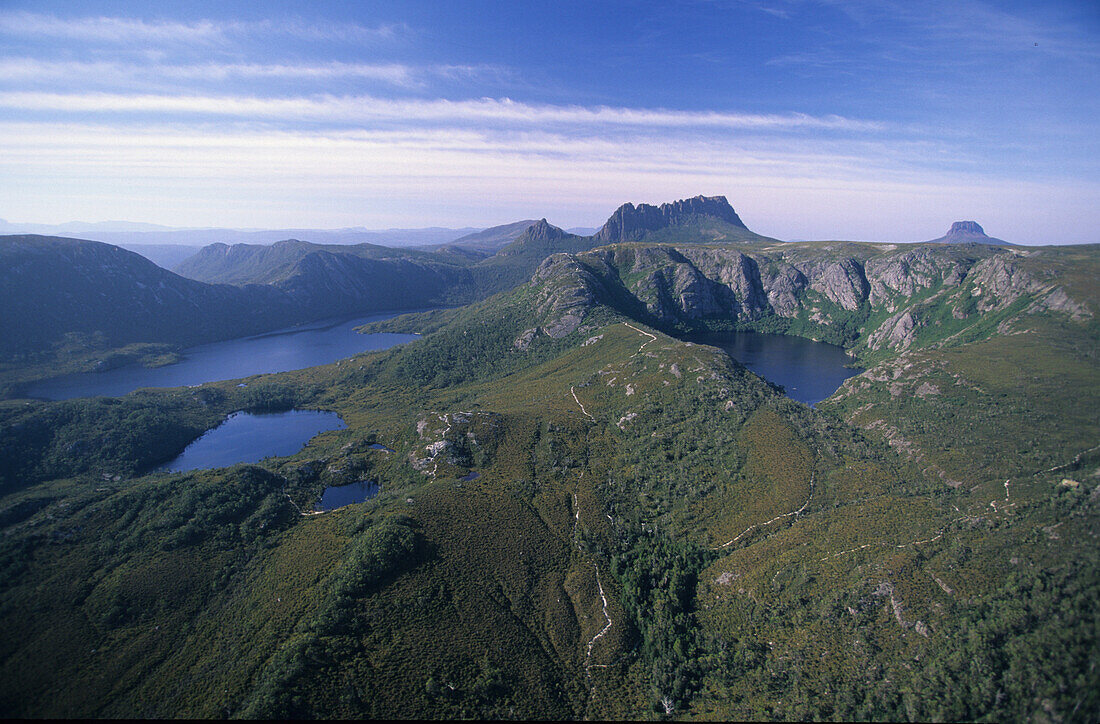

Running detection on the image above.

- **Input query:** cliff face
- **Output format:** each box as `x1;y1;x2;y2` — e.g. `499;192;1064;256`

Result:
525;242;1091;354
592;195;764;243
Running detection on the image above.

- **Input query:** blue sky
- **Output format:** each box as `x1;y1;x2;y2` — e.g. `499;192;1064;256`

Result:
0;0;1097;243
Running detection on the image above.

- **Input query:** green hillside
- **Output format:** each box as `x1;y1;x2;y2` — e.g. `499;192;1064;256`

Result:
0;233;1095;719
0;235;306;367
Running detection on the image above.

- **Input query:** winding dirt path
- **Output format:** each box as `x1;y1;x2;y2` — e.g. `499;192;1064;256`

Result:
571;385;596;422
712;471;815;550
623;322;657;352
284;492;324;517
571;488;614;698
585;565;613;678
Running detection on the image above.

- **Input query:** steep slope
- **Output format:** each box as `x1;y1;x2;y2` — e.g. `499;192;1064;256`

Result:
520;240;1091;355
272;250;476;317
437;219;539;252
0;235;305;361
593;195;776;244
470;219;603;294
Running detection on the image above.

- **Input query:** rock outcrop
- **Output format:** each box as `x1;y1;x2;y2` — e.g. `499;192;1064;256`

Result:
593;195;758;243
523;239;1088;353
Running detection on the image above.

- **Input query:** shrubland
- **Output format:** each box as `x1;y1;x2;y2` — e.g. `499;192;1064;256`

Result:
0;238;1096;720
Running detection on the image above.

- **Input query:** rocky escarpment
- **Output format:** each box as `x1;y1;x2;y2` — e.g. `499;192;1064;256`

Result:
592;195;767;243
513;253;605;348
522;242;1091;354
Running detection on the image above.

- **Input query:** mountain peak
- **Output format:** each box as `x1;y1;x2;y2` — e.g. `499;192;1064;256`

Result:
948;221;986;237
927;220;1009;246
593;195;752;243
520;219;567;243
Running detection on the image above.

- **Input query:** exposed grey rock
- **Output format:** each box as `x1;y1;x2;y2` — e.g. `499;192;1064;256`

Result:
968;256;1044;312
593;195;748;243
531;253;600;338
868;310;918;350
866;251;941;305
1035;287;1090;319
805;259;869;311
524;238;1088;355
513;327;538;350
759;263;806;318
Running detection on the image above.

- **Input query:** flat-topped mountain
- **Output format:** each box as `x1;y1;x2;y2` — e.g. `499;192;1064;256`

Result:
925;220;1011;246
593;194;774;244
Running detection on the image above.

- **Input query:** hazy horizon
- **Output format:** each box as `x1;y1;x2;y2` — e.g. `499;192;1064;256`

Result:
1;1;1097;244
0;206;1070;247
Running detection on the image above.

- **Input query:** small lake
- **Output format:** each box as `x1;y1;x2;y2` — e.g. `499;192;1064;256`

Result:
689;332;862;407
315;480;381;511
26;310;423;401
155;409;346;472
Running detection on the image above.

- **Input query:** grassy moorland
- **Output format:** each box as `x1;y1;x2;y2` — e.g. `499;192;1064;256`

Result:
0;242;1096;720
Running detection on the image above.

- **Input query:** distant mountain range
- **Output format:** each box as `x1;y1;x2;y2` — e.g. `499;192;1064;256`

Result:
0;235;305;360
0;219;481;249
0;196;1035;364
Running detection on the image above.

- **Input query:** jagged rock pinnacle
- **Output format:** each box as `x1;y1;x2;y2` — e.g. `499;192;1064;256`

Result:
521;219;566;242
593;195;748;243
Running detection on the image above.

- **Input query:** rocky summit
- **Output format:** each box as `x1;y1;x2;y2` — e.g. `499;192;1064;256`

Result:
926;220;1010;246
593;194;757;243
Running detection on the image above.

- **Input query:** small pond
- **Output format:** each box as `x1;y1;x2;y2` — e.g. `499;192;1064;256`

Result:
155;409;346;472
315;480;381;512
27;309;424;401
688;331;862;407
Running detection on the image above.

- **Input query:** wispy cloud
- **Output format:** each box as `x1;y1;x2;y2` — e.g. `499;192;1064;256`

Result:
817;0;1100;61
0;91;883;132
0;58;421;88
2;120;1093;241
0;58;517;92
0;12;223;43
0;11;403;46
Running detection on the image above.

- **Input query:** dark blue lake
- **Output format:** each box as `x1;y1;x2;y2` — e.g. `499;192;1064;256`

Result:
315;480;381;511
689;332;861;407
155;409;346;472
26;310;422;400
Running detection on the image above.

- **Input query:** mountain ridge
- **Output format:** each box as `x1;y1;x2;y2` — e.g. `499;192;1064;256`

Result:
0;202;1096;720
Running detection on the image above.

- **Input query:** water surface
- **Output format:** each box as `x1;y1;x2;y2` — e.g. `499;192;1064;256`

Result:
689;331;861;406
27;310;423;400
315;480;381;511
155;409;346;472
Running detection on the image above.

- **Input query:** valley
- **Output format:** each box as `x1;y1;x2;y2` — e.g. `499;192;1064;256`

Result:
0;197;1096;720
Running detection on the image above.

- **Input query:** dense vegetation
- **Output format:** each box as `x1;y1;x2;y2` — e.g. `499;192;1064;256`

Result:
0;227;1096;719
